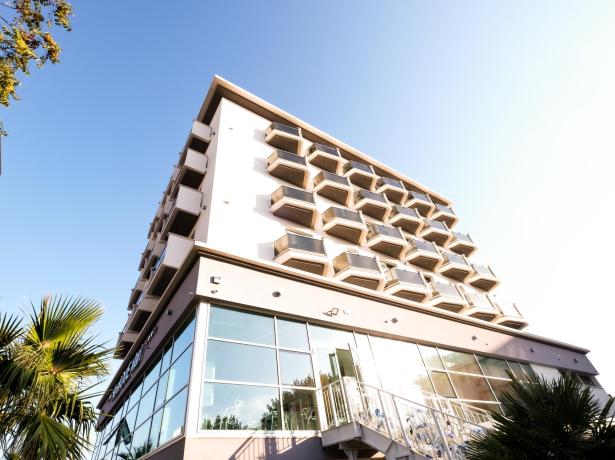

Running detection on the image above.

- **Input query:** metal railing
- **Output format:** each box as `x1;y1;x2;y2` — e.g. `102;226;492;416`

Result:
310;142;340;157
317;377;492;459
344;160;374;175
266;122;300;137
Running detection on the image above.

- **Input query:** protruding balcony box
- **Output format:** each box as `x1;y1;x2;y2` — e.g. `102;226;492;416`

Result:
114;330;138;359
343;160;377;190
128;279;146;308
313;170;353;206
467;264;500;291
141;240;165;281
384;267;431;303
126;295;156;334
420;219;452;247
265;122;302;153
462;291;499;321
431;204;458;229
439;251;473;282
429;281;468;313
266;149;309;188
160;185;203;240
492;298;528;329
322;206;367;244
273;232;331;276
365;223;408;259
307;143;343;173
270;185;318;228
186;120;212;154
147;234;193;297
139;240;155;270
332;252;386;291
376;177;408;205
353;189;391;221
171;148;208;196
405;238;443;270
405;190;435;217
388;205;424;235
447;231;477;257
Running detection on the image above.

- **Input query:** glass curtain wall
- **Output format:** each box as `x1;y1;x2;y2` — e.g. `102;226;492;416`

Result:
199;305;541;434
93;316;195;460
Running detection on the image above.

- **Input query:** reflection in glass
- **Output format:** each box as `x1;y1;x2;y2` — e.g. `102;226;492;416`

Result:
205;340;277;384
276;319;309;350
430;371;456;398
209;306;274;345
154;369;170;410
128;419;152;459
279;351;314;387
201;383;281;430
449;374;496;401
477;357;511;379
282;389;319;430
370;336;433;399
308;325;354;349
142;360;161;393
438;349;482;374
520;363;537;378
418;345;444;370
160;343;173;373
488;378;513;400
316;349;340;386
506;361;525;379
159;388;188;445
148;409;163;450
165;346;192;400
135;385;156;429
354;334;381;387
171;317;195;361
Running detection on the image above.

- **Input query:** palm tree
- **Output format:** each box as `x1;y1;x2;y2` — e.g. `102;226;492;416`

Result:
0;295;113;460
467;372;615;460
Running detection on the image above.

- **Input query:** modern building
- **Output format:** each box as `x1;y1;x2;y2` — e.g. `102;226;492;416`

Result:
93;76;610;460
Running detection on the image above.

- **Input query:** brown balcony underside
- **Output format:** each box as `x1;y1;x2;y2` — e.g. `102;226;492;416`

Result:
309;154;340;173
357;203;388;221
316;184;350;205
422;231;450;247
149;266;177;297
432;301;464;313
369;241;406;258
440;266;471;282
391;218;421;235
269;163;307;188
380;189;406;204
469;278;498;291
409;202;433;218
272;204;316;228
449;242;476;257
325;224;364;244
167;212;199;238
408;255;440;271
389;289;428;303
281;258;328;275
346;172;375;190
342;275;381;290
266;134;300;154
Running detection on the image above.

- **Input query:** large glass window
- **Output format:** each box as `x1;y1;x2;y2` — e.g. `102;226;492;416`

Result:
430;371;456;398
282;389;318;430
279;351;315;387
205;340;278;384
439;348;482;375
159;387;188;445
477;357;511;379
208;306;274;345
448;374;497;401
276;318;309;350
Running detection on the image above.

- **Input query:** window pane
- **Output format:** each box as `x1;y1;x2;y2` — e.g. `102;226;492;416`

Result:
279;351;314;387
507;361;525;379
430;371;456;398
418;345;444;370
316;349;339;386
142;359;161;392
128;380;143;412
205;340;277;384
135;384;156;428
172;317;195;360
209;306;274;345
124;405;138;433
160;343;173;373
488;378;513;400
155;370;170;410
477;357;511;379
158;387;188;445
308;325;355;349
129;419;152;459
282;388;319;430
520;363;537;378
201;383;281;430
354;334;381;387
438;349;482;374
371;337;433;399
276;319;309;350
166;346;192;399
148;408;163;450
449;373;496;401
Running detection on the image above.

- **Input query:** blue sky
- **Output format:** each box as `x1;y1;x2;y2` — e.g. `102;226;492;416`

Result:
1;1;614;392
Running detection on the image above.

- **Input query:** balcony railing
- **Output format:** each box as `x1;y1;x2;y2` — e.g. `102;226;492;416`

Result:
376;176;408;204
405;238;443;270
384;267;431;303
430;281;467;312
367;222;403;239
468;264;500;291
492;298;527;329
274;232;325;256
323;206;362;224
420;218;452;247
266;122;300;138
366;223;407;258
343;160;377;190
333;252;385;290
462;292;498;321
322;207;366;244
270;185;317;228
448;231;476;256
439;251;472;281
353;189;391;221
406;190;435;217
266;149;309;188
265;122;302;153
388;205;424;235
273;232;330;276
313;170;352;205
307;142;343;173
334;252;380;272
432;203;458;228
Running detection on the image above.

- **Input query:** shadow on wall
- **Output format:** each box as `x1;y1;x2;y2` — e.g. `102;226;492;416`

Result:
230;436;342;460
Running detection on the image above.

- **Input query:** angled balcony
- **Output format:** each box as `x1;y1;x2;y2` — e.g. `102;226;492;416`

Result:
365;222;408;259
333;252;386;291
491;298;528;329
147;234;193;297
447;231;477;257
353;189;391;221
171;148;208;196
114;330;138;359
160;186;202;240
313;170;353;206
343;160;377;190
431;204;458;229
270;185;318;228
420;219;452;247
185;120;211;154
438;251;473;282
388;205;423;235
307;143;343;173
266;149;309;188
322;206;367;244
273;232;331;276
404;238;443;271
429;281;468;313
125;294;157;334
405;190;435;218
467;264;500;291
141;241;164;281
384;267;431;303
375;177;408;205
127;279;146;310
265;122;302;153
461;291;499;321
139;240;155;270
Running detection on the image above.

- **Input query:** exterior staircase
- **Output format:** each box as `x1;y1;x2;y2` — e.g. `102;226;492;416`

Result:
317;377;494;460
